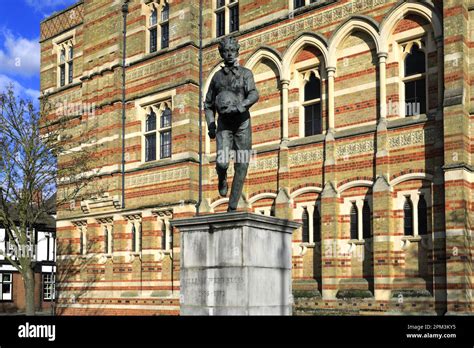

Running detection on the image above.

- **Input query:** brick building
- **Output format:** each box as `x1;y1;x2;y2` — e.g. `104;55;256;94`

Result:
39;0;473;315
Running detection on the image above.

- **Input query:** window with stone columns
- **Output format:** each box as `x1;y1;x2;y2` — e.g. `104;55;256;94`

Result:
73;221;87;256
401;41;427;117
146;0;169;53
143;100;172;162
397;188;432;238
296;201;321;244
153;211;172;251
54;38;74;87
125;215;142;253
98;218;113;255
342;196;372;242
214;0;239;38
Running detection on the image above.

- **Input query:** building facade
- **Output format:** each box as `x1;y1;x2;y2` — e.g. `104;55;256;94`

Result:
0;215;56;313
39;0;473;315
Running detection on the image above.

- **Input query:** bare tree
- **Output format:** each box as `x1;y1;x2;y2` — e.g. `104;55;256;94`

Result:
0;85;95;315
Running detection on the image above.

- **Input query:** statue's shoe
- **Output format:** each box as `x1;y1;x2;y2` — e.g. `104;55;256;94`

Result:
227;207;237;213
218;178;228;197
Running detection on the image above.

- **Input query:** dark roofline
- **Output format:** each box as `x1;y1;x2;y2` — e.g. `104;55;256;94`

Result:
40;0;83;25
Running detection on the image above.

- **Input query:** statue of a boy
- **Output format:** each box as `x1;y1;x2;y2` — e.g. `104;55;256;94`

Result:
204;37;259;212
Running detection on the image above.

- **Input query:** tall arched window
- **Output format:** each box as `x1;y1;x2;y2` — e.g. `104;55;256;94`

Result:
149;2;169;53
418;195;428;235
313;205;321;243
404;196;414;236
362;201;371;239
104;226;109;254
302;207;310;243
404;43;426;116
304;71;322;136
131;224;137;252
161;222;167;250
145;109;157;162
160;106;172;159
350;202;358;240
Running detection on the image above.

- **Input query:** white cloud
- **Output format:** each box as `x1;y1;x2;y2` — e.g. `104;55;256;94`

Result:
0;74;40;102
0;30;40;78
24;0;78;13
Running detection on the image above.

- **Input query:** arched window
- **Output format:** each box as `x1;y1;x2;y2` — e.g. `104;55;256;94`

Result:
161;222;166;250
104;226;109;254
362;201;371;239
404;44;426;116
149;3;169;53
131;224;137;252
149;9;158;53
304;72;322;136
302;207;309;243
313;205;321;242
160;107;172;159
145;109;157;162
350;202;358;240
404;196;414;236
418;195;428;235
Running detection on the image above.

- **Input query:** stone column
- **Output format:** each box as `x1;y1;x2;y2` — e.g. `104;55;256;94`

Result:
174;212;299;315
378;52;388;120
326;67;336;131
281;79;290;142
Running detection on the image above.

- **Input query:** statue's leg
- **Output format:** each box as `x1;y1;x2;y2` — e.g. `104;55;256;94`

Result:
216;126;233;197
228;119;251;211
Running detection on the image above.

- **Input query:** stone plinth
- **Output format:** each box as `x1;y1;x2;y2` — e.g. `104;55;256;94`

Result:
172;212;299;316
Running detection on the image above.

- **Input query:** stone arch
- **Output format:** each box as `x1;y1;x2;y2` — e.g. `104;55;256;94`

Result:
245;46;283;77
337;180;374;195
248;192;277;205
282;33;329;81
390;172;433;187
290;186;322;200
380;1;442;53
328;16;381;67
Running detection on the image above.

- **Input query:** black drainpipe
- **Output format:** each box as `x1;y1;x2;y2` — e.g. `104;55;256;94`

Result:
196;0;203;216
121;0;129;209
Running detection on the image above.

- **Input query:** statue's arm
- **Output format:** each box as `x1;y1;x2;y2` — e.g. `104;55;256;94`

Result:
204;79;216;125
204;78;217;137
237;70;260;113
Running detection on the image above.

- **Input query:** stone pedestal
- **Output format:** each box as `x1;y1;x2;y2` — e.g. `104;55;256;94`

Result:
172;212;299;315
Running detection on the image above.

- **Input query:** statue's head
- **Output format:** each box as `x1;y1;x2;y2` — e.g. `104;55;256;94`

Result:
218;37;240;66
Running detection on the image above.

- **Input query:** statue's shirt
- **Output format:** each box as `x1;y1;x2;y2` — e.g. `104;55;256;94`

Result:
204;64;259;126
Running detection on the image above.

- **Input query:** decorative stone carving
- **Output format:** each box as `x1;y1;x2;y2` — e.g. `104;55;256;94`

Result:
289;150;323;166
336;140;374;158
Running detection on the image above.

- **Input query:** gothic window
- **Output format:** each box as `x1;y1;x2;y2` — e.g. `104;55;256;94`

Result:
145;109;157;162
103;224;113;254
362;201;371;239
148;2;170;53
404;196;414;236
313;205;321;243
302;207;309;243
350;202;358;240
418;195;428;235
303;71;322;136
79;226;87;255
144;102;172;162
57;40;74;87
403;43;426;116
215;0;239;38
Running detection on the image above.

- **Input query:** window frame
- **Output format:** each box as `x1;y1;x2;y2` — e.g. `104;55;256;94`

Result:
400;40;428;118
214;0;239;38
147;2;170;54
42;273;55;301
295;201;321;246
0;272;13;302
299;67;325;138
143;101;172;163
56;39;74;88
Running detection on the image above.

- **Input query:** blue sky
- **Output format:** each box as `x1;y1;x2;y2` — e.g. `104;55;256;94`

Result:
0;0;78;101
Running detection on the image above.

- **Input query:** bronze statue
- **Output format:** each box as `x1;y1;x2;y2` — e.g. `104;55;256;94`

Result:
204;37;259;212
